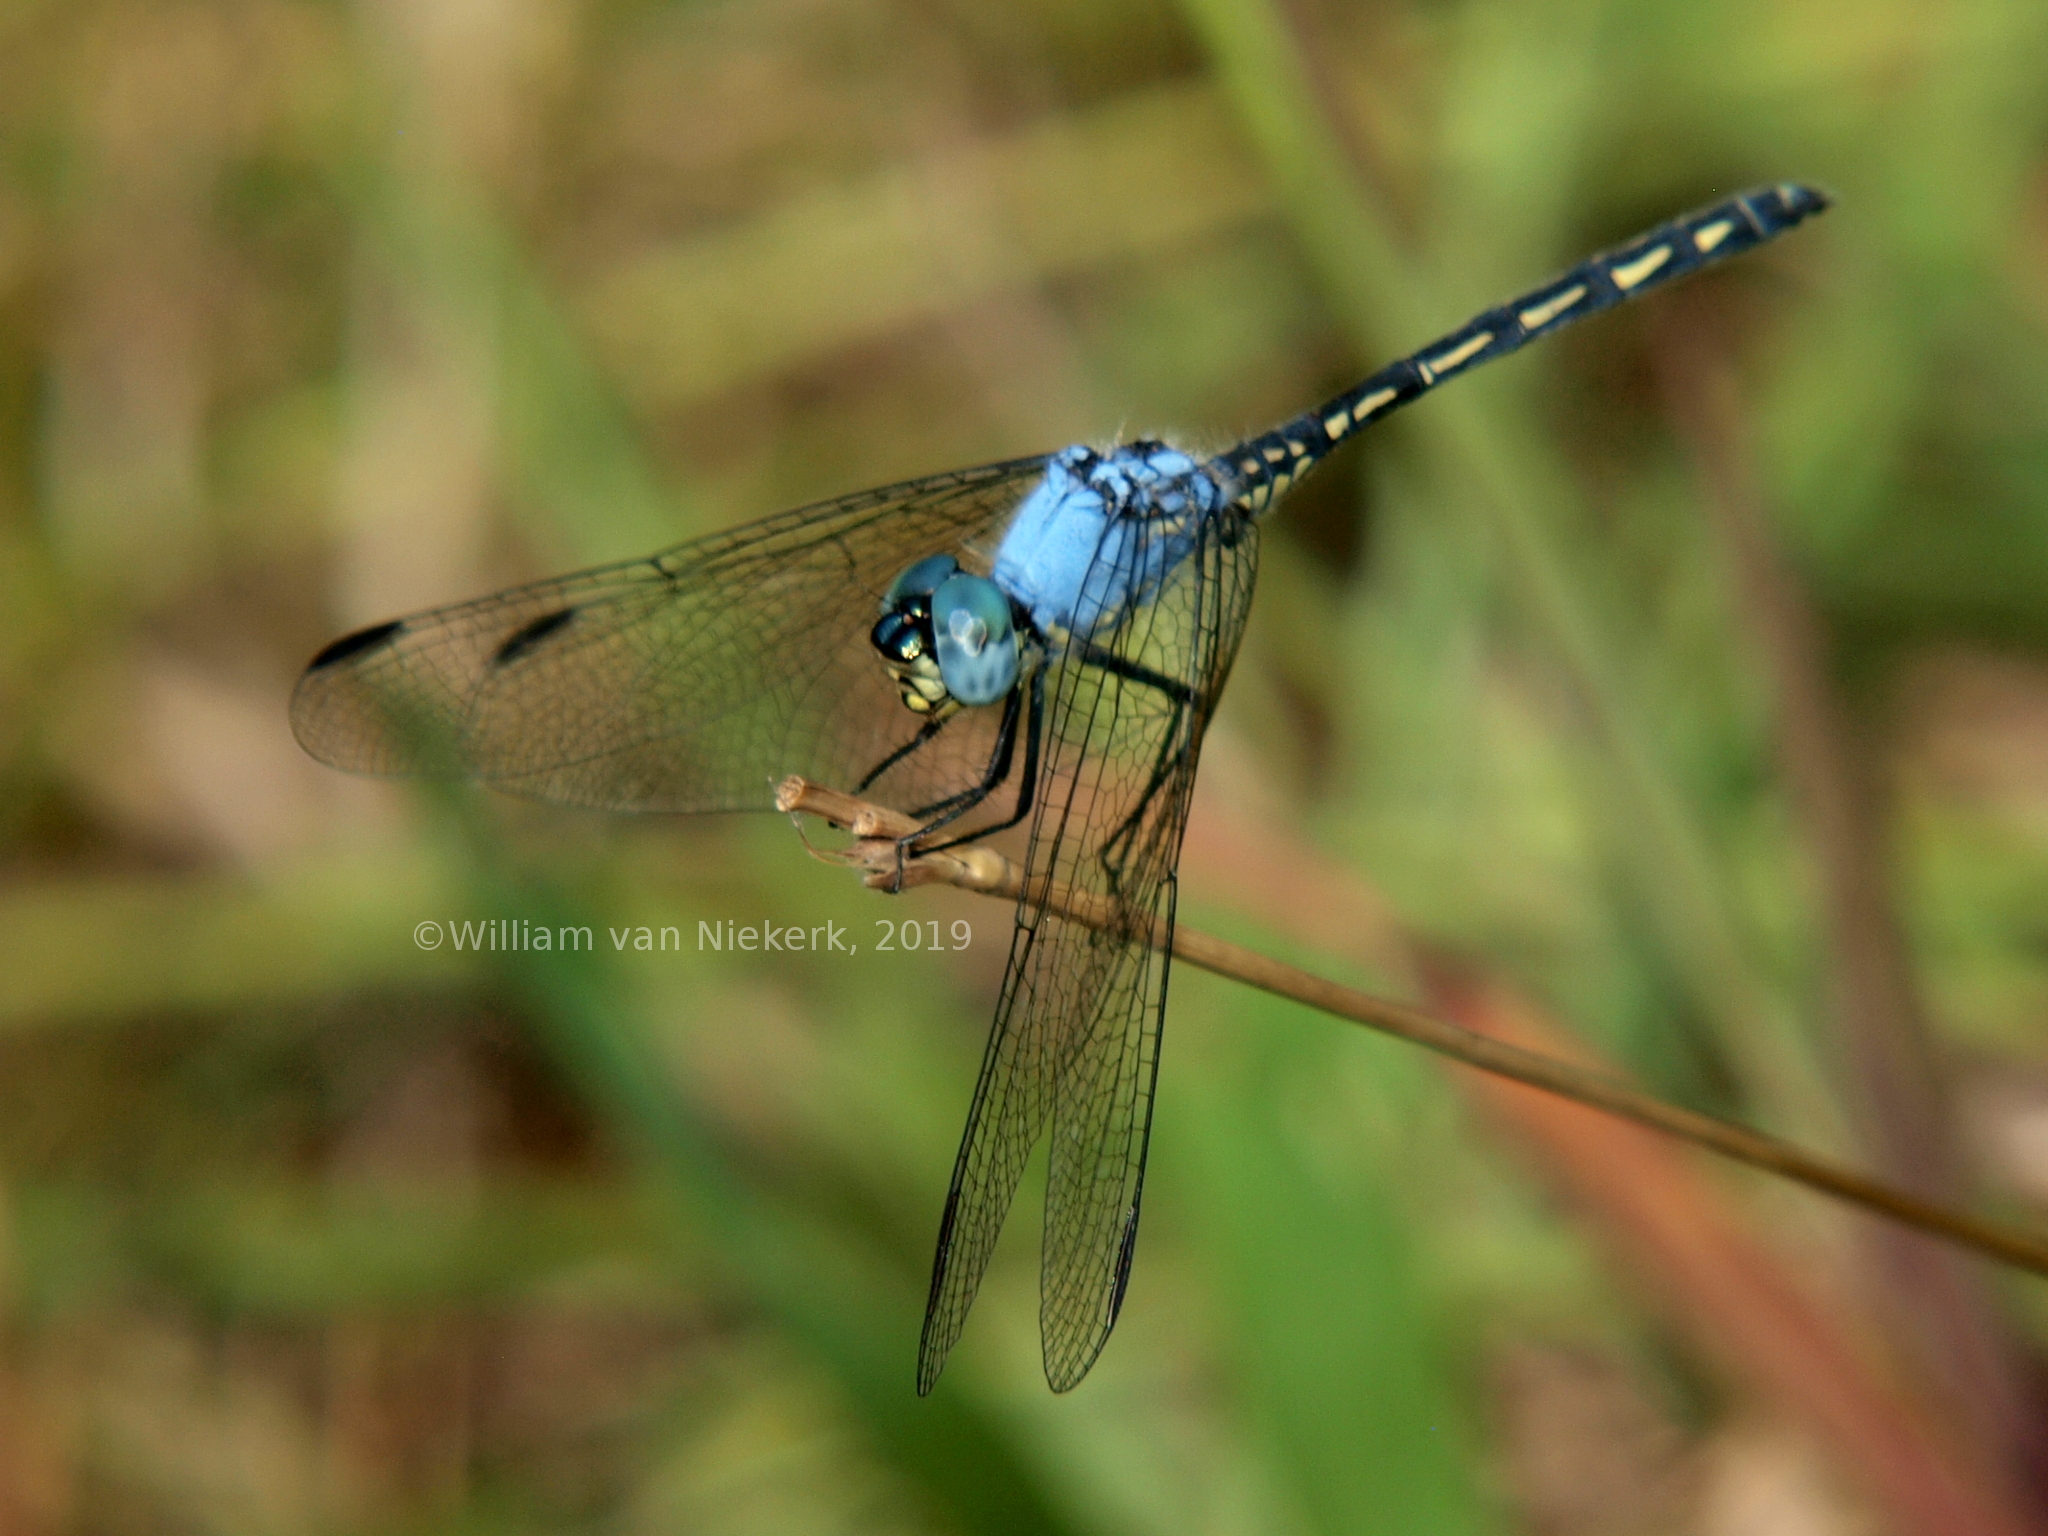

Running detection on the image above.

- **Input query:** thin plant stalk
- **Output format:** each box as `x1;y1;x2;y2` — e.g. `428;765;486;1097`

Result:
777;776;2048;1285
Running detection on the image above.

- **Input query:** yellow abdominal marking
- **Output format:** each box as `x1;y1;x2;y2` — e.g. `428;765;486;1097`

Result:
1519;285;1587;330
1692;219;1735;252
1327;385;1403;440
1417;331;1492;383
1611;246;1672;289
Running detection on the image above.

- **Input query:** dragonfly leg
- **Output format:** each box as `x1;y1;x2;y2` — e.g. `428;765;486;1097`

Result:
916;664;1046;856
1072;641;1196;895
1102;731;1192;895
857;711;954;794
1072;640;1193;706
873;682;1026;886
906;683;1021;827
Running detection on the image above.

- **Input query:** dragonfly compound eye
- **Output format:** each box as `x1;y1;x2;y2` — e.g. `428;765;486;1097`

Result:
870;606;951;714
883;553;961;608
871;608;925;664
931;573;1017;706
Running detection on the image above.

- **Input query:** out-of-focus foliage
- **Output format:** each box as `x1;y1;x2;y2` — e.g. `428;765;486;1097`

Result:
3;0;2047;1531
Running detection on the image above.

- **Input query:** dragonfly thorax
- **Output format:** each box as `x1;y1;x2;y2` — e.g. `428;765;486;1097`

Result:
872;554;1023;715
991;440;1229;639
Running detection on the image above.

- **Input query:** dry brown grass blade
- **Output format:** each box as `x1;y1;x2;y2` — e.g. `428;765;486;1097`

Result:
777;775;2048;1285
784;772;2047;1526
1176;794;2045;1534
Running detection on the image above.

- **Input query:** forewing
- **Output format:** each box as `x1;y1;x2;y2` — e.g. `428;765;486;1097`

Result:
289;457;1049;814
915;504;1259;1394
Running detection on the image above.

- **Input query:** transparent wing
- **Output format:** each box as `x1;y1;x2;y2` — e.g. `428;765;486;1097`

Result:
915;503;1259;1394
290;457;1050;814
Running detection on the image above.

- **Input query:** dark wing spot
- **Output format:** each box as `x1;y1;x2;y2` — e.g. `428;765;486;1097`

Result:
493;607;577;666
306;620;404;672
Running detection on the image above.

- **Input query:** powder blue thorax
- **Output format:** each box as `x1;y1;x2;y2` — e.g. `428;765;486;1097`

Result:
992;443;1227;640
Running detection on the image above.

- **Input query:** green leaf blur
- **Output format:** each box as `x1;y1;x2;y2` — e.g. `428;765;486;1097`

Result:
2;0;2045;1531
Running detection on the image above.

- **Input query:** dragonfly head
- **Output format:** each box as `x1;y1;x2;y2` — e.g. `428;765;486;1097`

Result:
873;555;1021;713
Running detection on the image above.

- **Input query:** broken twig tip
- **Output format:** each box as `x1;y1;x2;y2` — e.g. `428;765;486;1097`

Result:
775;776;1018;897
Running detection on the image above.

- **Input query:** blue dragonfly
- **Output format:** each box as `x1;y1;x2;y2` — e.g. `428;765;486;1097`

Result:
292;182;1828;1393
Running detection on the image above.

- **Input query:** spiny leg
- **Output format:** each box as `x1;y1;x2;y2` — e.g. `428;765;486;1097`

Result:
917;664;1047;856
1071;640;1195;891
907;683;1021;825
858;710;956;794
882;681;1028;886
1101;729;1192;889
1072;641;1191;705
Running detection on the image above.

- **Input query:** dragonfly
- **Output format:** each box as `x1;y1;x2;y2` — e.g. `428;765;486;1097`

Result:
292;182;1829;1394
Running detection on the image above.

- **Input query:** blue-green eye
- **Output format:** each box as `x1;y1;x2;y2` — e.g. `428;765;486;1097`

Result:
930;573;1017;705
884;554;961;608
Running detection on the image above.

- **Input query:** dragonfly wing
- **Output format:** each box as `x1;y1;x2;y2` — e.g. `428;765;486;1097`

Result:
290;458;1050;814
916;504;1260;1394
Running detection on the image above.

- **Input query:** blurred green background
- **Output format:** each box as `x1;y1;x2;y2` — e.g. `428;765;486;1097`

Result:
5;0;2048;1530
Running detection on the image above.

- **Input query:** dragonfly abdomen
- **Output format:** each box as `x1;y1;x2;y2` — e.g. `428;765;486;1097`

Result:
1216;181;1831;518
